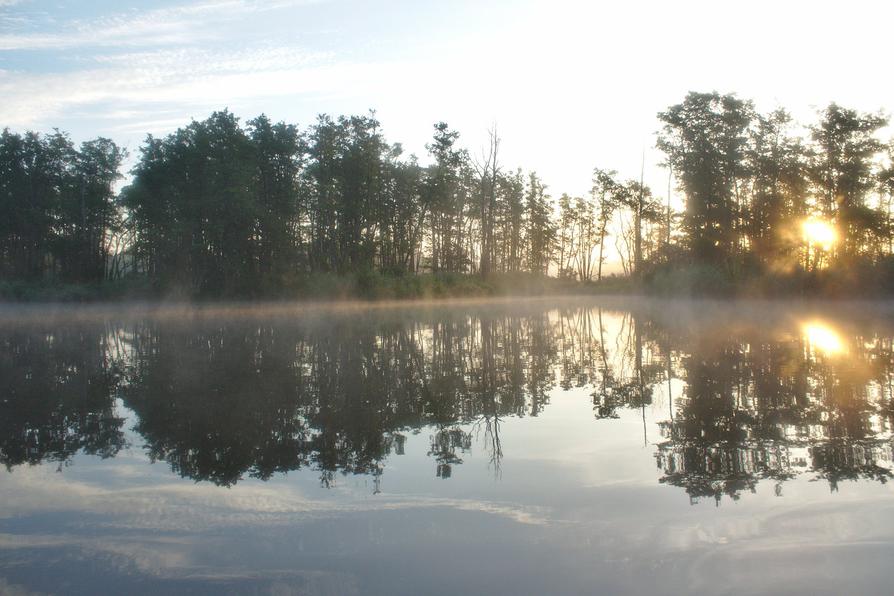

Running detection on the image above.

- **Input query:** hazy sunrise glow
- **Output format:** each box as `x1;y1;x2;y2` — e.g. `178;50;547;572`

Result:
803;321;847;356
802;218;838;251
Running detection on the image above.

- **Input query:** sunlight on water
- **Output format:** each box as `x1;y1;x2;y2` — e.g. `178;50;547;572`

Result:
802;320;846;355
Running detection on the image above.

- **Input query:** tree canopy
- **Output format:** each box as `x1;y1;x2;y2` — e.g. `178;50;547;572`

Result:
2;91;893;296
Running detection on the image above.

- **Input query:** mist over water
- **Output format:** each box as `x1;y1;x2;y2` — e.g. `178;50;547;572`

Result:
2;297;894;595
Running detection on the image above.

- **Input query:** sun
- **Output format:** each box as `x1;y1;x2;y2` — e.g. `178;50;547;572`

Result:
802;218;837;250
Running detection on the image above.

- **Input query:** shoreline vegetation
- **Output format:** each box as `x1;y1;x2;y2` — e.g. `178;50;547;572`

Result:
0;272;630;303
4;264;894;304
3;90;893;303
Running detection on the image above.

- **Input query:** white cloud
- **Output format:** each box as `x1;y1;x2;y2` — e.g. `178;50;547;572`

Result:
0;45;349;128
0;0;323;50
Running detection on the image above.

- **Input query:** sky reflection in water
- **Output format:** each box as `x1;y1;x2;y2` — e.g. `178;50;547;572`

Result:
1;298;894;595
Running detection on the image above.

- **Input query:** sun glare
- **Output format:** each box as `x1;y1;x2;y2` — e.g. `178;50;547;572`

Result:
802;218;837;250
802;321;846;355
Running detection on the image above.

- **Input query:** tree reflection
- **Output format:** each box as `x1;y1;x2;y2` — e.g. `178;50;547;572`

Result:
0;325;126;469
429;427;471;479
1;304;893;500
114;311;558;487
653;316;894;503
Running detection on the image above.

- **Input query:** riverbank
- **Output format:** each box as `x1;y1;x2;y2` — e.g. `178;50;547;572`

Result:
644;260;894;298
0;272;633;303
5;261;894;303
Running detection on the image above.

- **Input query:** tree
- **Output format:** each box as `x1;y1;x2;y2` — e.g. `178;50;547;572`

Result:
121;111;256;293
880;143;894;255
572;194;597;281
0;129;123;282
657;92;753;269
475;127;501;276
616;179;658;277
59;137;125;282
248;114;305;285
810;104;888;262
524;172;555;275
424;122;466;273
591;168;622;281
556;193;577;278
496;168;525;273
745;108;808;270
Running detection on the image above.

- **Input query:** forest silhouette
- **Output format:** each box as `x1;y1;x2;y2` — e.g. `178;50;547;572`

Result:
2;91;893;299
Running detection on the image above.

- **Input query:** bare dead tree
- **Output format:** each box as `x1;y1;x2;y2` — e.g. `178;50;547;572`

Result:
473;125;501;276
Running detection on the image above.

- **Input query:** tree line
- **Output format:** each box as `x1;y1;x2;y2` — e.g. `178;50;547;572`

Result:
657;93;894;286
1;92;892;295
0;130;124;283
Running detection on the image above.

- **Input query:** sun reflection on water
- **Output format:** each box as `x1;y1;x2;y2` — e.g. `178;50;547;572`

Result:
802;321;846;355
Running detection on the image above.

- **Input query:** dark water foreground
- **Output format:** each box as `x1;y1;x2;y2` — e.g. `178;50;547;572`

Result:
2;297;894;595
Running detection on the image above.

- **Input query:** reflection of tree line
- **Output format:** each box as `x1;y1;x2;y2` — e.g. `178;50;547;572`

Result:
654;325;894;503
0;327;126;469
2;309;893;499
0;312;560;486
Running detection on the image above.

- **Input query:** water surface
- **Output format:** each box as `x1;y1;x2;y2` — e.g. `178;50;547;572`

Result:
2;298;894;595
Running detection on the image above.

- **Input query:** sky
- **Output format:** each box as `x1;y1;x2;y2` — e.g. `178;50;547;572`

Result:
1;0;892;198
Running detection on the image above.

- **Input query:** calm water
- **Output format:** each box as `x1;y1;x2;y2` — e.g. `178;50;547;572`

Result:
2;298;894;595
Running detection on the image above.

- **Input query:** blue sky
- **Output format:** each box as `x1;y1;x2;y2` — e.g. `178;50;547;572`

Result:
1;0;892;196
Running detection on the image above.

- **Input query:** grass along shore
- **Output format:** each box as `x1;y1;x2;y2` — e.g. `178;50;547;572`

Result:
0;272;633;303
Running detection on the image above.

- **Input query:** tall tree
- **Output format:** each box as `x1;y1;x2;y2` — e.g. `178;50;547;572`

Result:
524;172;555;275
475;127;500;276
657;92;753;269
745;108;808;270
248;115;305;285
591;168;621;281
810;104;888;262
424;122;466;273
